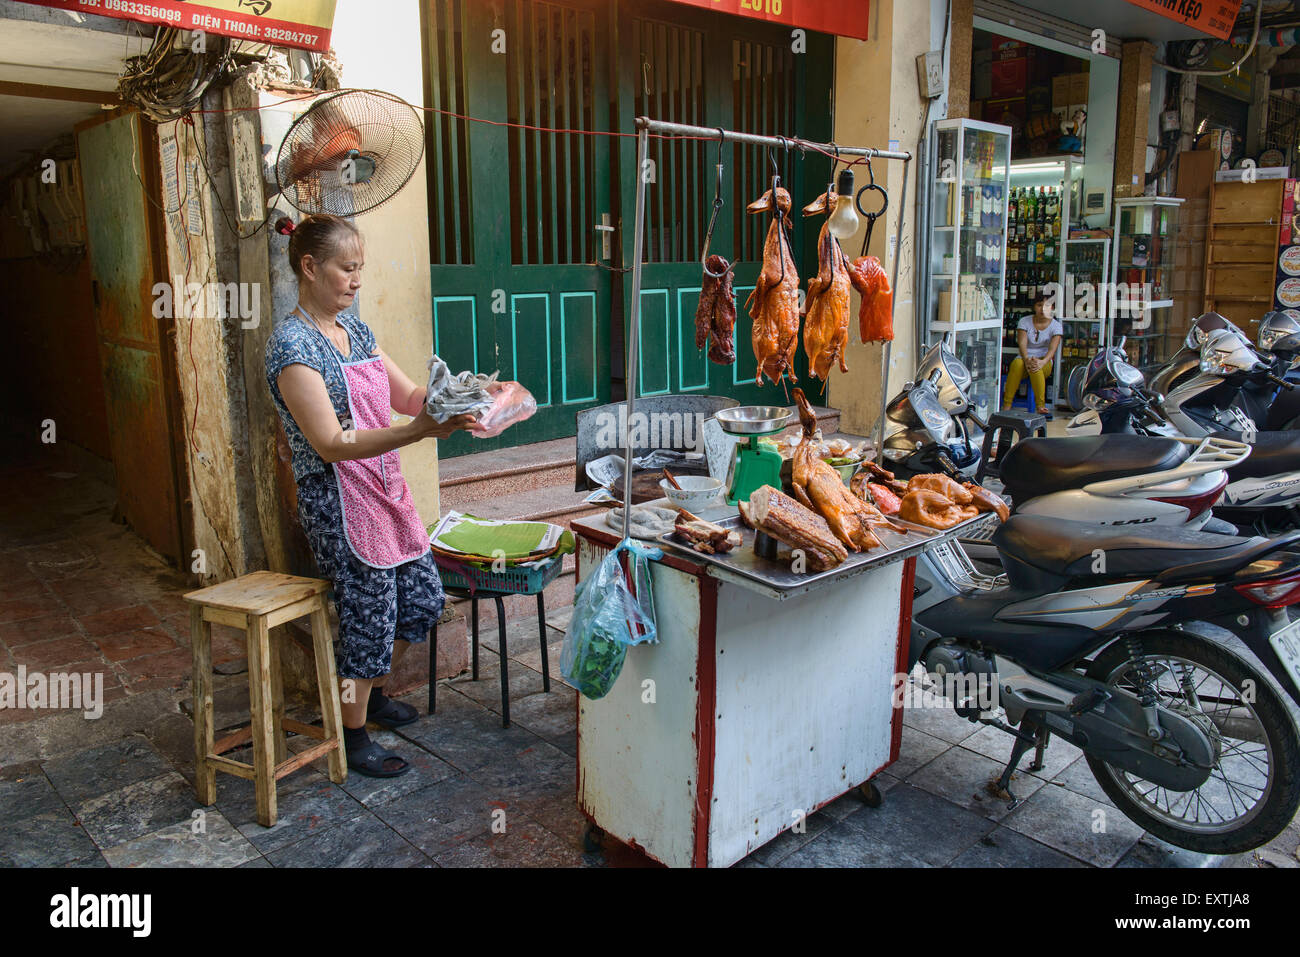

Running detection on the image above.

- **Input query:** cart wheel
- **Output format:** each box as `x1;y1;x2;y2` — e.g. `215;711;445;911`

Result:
582;823;605;853
858;780;884;808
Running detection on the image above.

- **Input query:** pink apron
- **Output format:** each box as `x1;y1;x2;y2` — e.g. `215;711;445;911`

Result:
300;307;429;568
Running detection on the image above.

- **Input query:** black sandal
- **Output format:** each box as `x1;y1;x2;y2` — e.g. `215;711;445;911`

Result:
346;740;411;778
367;695;420;729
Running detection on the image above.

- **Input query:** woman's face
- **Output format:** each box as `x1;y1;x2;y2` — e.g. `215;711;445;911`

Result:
1035;297;1054;321
302;236;363;312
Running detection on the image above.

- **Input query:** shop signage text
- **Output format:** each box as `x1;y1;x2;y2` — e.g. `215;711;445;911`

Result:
14;0;337;53
1122;0;1243;41
665;0;870;42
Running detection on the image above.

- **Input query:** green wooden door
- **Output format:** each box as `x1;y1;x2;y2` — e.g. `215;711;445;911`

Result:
615;5;833;405
425;0;613;457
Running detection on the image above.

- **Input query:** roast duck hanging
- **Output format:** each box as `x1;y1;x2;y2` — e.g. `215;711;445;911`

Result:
745;186;801;386
801;190;852;380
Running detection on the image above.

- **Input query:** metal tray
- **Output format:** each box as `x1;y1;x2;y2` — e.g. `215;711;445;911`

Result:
657;510;988;598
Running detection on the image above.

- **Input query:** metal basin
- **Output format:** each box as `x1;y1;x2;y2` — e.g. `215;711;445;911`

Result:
714;405;794;435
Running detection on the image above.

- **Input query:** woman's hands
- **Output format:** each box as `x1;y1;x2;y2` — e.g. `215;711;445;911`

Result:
406;406;480;440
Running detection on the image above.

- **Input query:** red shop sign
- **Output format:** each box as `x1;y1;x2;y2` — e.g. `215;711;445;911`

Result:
13;0;337;53
665;0;870;42
1122;0;1243;41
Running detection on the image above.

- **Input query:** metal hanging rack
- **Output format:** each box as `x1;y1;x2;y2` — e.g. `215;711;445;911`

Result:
622;116;912;541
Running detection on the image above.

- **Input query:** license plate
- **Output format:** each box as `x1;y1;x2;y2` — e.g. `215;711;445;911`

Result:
1268;618;1300;693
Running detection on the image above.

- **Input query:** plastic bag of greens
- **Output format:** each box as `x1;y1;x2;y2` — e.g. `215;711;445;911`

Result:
561;539;661;700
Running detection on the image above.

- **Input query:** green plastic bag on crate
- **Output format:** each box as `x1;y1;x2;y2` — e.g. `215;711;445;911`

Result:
561;539;661;700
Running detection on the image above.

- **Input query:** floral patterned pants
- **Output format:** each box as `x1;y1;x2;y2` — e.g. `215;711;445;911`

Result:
296;470;444;679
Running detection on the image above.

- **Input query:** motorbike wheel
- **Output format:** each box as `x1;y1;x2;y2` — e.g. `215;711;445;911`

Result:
1083;629;1300;855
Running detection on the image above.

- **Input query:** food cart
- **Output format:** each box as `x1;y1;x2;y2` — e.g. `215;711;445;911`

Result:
570;117;951;866
572;502;978;867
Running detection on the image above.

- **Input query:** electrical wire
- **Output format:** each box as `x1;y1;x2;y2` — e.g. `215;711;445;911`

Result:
1155;1;1263;75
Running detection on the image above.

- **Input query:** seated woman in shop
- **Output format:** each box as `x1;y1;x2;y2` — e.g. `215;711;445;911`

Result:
1002;290;1063;416
264;213;483;779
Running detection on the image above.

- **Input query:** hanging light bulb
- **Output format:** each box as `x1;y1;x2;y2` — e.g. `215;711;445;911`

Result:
827;168;859;240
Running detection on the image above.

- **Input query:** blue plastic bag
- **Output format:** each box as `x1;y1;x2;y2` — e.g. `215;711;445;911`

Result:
561;539;661;700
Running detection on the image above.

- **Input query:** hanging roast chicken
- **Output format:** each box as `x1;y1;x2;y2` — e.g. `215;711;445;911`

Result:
745;186;800;386
801;190;852;380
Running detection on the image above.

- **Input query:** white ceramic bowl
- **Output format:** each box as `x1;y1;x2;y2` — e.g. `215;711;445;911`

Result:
659;475;724;510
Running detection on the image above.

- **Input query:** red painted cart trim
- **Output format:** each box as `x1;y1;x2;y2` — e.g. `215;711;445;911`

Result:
691;573;719;868
890;556;918;765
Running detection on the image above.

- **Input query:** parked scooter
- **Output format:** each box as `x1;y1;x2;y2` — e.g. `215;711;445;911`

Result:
910;516;1300;854
1067;338;1300;535
884;338;1245;552
879;334;984;480
1255;311;1300;431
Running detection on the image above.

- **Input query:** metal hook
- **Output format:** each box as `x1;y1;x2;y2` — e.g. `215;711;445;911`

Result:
855;159;888;258
701;127;729;278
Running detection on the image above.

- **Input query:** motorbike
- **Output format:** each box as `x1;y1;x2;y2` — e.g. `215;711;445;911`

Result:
910;515;1300;854
880;334;985;480
883;337;1245;555
1255;311;1300;432
1067;337;1300;536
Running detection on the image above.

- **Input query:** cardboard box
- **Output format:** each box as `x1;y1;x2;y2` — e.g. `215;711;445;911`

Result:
1052;75;1069;108
1068;72;1089;104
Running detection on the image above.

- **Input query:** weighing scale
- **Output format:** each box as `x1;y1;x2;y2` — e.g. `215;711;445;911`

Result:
714;406;795;505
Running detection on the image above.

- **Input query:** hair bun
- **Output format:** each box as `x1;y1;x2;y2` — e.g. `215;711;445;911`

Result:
275;217;297;236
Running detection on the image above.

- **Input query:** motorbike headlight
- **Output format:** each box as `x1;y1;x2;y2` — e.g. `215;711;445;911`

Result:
1199;351;1235;376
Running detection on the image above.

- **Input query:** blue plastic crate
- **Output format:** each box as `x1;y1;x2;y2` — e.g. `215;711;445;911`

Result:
434;552;565;596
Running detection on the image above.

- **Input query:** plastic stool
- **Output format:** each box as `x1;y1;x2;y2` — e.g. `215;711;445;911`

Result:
428;585;552;729
975;410;1047;485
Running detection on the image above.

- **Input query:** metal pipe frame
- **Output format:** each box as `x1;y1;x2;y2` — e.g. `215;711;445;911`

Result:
635;116;912;162
622;118;913;538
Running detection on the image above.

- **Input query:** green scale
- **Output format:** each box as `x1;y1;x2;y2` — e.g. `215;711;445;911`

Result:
715;406;795;505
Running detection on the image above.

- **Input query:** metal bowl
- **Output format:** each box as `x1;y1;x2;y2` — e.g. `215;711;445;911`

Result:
714;405;794;435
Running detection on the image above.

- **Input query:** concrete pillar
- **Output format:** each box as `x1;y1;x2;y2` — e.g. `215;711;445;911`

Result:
948;0;973;119
1114;40;1154;198
831;0;935;436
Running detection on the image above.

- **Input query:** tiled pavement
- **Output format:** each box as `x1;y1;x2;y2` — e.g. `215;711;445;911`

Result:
2;443;1298;867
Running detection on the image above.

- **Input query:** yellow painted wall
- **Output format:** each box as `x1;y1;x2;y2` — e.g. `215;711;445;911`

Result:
831;0;936;438
328;0;440;522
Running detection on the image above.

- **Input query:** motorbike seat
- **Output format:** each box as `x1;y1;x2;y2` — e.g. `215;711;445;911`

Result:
1000;435;1190;505
1213;430;1300;480
992;514;1267;583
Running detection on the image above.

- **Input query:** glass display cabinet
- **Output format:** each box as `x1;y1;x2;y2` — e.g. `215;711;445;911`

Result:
1000;155;1103;408
1108;196;1184;372
926;118;1012;419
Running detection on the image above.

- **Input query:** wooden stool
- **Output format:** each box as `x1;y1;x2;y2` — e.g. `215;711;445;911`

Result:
184;571;346;827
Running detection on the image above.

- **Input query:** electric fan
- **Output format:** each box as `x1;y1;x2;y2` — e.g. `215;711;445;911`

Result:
275;90;425;217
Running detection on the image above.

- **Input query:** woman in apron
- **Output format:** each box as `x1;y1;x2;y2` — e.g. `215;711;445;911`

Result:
265;213;480;777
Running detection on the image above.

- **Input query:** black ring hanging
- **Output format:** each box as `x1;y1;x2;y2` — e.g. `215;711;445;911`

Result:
701;127;729;278
855;154;889;258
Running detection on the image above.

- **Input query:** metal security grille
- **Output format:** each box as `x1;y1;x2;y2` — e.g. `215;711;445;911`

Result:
633;16;707;264
1266;92;1300;174
731;37;798;263
506;0;598;266
425;0;473;266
